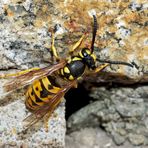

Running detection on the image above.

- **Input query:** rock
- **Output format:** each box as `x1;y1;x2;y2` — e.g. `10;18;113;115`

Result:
115;97;145;117
0;0;147;147
0;99;65;148
128;133;145;146
67;101;106;132
66;127;148;148
67;85;148;146
67;0;148;84
112;132;126;145
66;127;114;148
0;1;66;147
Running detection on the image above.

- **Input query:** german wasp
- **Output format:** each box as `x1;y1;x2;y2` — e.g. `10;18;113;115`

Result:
0;15;133;130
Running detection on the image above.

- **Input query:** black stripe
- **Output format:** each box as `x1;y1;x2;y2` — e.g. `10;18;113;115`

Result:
47;75;61;88
31;98;39;106
39;79;53;98
32;86;43;103
26;96;39;108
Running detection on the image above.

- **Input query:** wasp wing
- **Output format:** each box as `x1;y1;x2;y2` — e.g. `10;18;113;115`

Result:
22;80;77;130
1;60;66;94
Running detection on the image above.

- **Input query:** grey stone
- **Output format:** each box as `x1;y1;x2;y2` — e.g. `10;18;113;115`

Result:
66;127;147;148
0;0;148;147
67;85;148;146
0;99;66;148
67;101;106;132
112;132;126;145
0;1;66;147
128;133;145;146
115;97;145;118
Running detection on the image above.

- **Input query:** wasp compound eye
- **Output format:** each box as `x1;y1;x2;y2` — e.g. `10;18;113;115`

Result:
82;48;91;56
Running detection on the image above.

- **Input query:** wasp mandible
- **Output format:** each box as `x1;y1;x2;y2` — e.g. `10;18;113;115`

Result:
0;15;133;130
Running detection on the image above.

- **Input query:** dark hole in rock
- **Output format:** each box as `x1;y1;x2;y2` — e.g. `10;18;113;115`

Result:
65;83;92;120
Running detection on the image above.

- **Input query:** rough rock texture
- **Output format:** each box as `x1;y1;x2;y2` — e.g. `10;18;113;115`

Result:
66;127;148;148
59;0;148;83
67;85;148;146
0;0;147;147
0;0;66;147
0;98;65;148
63;1;148;146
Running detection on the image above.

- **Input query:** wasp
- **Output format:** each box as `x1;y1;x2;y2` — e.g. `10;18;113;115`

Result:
0;15;133;130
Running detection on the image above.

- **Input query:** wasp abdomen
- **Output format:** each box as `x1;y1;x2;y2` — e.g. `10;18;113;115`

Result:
25;76;62;111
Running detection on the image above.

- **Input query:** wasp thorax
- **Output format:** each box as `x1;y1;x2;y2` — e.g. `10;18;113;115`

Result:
79;48;96;70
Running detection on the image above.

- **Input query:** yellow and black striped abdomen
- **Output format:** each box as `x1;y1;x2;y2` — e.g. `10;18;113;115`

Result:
25;75;62;111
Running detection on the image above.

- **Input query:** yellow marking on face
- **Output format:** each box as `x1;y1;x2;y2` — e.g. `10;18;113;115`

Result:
85;49;91;55
91;54;96;61
64;67;70;73
69;75;74;80
79;51;83;58
77;77;82;80
72;57;82;61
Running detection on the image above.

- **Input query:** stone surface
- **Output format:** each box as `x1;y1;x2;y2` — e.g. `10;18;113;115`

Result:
0;99;65;148
59;0;148;83
66;127;148;148
0;0;66;147
67;85;148;146
0;0;147;147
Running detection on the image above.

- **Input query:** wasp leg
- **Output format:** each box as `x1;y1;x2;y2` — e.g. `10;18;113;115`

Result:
43;112;52;132
51;31;60;61
69;33;86;54
86;63;109;76
94;63;109;73
0;67;40;78
43;111;59;132
43;96;65;132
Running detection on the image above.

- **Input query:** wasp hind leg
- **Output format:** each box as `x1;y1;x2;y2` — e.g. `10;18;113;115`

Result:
43;112;52;132
43;96;65;132
0;67;40;78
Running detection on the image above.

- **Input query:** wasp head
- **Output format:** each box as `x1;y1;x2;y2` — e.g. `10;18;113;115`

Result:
79;48;96;70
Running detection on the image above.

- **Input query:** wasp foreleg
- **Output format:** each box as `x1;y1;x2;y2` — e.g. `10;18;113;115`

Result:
69;33;87;54
94;63;109;73
84;63;109;77
51;31;60;61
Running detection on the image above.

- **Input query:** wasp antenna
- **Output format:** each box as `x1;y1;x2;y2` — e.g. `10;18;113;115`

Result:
91;15;98;53
98;59;134;67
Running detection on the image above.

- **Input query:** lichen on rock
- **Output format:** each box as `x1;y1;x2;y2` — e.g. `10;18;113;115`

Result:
0;0;147;147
